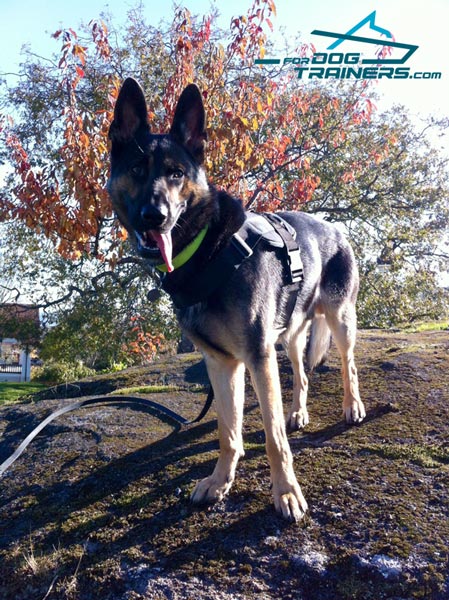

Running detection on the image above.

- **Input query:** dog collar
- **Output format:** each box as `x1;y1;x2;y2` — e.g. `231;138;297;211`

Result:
156;226;209;272
161;213;303;314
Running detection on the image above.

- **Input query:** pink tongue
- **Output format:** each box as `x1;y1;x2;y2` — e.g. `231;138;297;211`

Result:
150;231;174;272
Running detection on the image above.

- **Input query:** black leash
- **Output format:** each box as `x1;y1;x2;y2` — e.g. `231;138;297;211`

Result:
1;213;302;478
0;386;214;478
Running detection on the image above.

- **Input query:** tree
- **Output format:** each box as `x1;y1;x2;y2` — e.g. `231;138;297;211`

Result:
0;302;41;350
0;0;447;347
39;280;178;369
0;219;178;368
0;0;378;259
298;100;449;326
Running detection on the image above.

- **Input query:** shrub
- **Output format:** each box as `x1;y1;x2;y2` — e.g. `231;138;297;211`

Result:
32;360;95;385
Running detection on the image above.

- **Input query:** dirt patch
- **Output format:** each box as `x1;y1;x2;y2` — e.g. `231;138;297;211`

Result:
0;330;448;599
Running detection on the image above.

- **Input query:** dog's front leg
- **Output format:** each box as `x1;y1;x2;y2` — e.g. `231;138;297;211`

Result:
249;346;308;521
191;354;245;505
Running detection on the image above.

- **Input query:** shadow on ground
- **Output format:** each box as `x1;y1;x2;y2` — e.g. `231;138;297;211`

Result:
0;330;448;599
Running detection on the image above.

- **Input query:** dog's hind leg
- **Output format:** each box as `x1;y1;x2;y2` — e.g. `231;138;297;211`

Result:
191;354;245;505
325;302;365;424
283;323;310;432
248;345;308;521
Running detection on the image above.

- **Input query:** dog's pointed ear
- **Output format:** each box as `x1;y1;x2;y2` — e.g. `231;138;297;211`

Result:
170;84;207;163
109;78;149;143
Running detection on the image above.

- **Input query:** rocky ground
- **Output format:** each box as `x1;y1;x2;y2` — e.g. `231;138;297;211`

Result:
0;329;448;600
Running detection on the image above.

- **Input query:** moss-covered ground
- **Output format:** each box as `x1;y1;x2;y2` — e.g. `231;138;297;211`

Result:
0;329;448;599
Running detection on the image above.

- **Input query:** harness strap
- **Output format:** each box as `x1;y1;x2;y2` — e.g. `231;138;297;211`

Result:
164;212;303;317
262;213;304;285
163;227;258;308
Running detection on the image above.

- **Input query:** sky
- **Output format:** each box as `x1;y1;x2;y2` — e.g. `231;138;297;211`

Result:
0;0;448;122
0;0;448;113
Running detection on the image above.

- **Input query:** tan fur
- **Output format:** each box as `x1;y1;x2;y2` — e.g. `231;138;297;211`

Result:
181;178;210;206
190;343;308;522
325;306;364;423
284;323;311;431
191;354;245;503
248;347;308;521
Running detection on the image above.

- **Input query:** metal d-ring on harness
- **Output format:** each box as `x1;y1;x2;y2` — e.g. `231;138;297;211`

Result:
0;213;302;478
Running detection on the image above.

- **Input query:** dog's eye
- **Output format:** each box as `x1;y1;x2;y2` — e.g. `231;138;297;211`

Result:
131;164;146;178
170;169;184;180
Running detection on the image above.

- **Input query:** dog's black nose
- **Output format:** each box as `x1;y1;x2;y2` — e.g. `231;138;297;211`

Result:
141;203;167;227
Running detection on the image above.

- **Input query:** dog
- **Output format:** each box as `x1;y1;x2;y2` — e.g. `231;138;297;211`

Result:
108;78;366;521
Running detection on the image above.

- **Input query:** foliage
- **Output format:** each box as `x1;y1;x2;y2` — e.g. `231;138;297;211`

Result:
38;277;178;370
0;0;448;339
0;220;179;368
298;101;449;327
0;302;41;348
32;360;95;385
0;313;41;348
0;0;376;260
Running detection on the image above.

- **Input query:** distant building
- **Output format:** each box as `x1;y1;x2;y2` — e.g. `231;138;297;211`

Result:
0;304;40;382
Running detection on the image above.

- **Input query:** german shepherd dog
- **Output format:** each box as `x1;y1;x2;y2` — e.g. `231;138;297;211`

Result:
108;78;365;521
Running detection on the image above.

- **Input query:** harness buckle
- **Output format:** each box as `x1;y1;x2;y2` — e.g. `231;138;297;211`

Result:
229;233;254;260
287;247;303;284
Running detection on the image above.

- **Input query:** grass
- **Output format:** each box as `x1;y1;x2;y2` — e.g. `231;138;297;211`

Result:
361;443;449;468
1;328;449;600
0;382;46;405
111;384;182;395
401;319;449;333
111;383;208;395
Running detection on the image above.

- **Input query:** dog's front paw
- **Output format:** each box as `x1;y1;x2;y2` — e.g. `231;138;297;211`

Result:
343;399;366;424
272;479;308;522
191;475;232;505
286;407;309;433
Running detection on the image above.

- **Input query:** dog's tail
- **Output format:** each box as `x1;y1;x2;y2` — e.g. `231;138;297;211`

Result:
307;315;332;370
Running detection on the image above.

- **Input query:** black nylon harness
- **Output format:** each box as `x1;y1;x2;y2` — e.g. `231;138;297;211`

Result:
162;212;304;321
